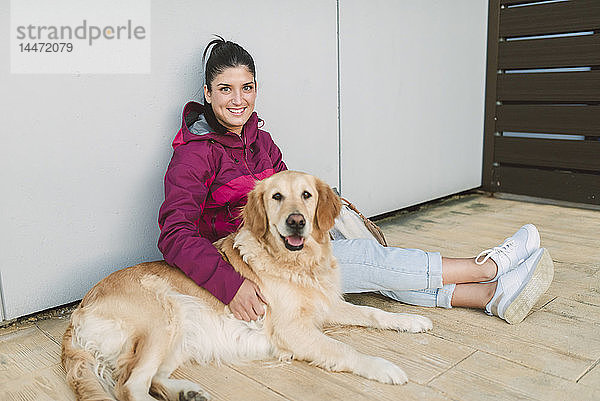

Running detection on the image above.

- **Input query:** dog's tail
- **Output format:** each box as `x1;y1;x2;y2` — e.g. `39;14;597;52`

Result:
62;323;116;401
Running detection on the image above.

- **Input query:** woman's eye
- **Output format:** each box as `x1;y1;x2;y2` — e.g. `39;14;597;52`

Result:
221;87;231;93
272;193;282;201
302;191;312;200
243;85;253;92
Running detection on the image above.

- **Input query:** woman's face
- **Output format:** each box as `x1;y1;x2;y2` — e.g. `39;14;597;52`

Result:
204;66;257;135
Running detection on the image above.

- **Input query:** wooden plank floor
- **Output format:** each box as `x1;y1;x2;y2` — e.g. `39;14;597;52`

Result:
1;194;599;400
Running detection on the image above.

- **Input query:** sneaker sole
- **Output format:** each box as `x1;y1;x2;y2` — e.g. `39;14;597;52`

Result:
503;248;554;325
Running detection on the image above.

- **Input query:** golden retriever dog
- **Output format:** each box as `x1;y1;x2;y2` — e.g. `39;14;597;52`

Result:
62;170;433;401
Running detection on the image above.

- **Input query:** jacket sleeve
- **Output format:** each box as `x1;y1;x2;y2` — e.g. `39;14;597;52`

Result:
157;158;245;305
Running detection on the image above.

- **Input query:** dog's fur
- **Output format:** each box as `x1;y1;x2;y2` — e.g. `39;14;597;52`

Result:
62;171;432;401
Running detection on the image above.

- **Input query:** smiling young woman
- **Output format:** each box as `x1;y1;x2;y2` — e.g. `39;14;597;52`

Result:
157;36;554;325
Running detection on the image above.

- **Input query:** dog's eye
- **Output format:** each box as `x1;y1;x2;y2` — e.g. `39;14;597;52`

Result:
302;191;312;200
272;193;283;201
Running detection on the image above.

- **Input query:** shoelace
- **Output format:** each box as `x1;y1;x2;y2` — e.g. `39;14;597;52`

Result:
475;239;516;265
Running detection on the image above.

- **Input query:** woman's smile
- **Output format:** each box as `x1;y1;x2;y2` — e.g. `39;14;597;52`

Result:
227;107;246;116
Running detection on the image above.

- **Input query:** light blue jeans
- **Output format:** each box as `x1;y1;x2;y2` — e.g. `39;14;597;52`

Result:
332;238;455;308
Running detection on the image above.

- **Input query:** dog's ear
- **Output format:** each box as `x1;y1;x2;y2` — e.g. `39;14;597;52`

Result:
243;180;268;238
315;177;342;234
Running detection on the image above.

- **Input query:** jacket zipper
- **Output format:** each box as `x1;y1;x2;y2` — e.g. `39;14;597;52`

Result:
241;134;260;180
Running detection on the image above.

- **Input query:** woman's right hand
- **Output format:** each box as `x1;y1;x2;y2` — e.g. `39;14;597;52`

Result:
228;279;267;321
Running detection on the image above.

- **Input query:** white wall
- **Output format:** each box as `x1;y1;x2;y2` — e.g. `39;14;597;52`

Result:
339;0;488;216
0;0;488;320
0;0;338;320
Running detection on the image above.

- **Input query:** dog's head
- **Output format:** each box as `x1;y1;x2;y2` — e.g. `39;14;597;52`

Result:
242;171;341;251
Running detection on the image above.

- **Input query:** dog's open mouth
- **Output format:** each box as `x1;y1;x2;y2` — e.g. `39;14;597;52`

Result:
281;235;305;251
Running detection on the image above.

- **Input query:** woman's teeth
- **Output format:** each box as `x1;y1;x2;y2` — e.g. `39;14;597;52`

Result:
228;107;245;115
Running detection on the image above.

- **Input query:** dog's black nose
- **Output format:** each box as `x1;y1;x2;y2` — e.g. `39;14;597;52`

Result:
286;213;305;229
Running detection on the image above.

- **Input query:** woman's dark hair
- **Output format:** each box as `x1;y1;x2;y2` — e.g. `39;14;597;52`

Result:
202;36;256;134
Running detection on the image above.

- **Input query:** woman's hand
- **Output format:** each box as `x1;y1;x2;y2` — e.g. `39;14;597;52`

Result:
228;279;267;321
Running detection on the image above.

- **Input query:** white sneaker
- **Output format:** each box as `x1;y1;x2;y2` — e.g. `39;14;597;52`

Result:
485;248;554;324
476;224;540;281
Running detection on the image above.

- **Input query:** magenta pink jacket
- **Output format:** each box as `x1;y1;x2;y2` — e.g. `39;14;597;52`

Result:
158;101;287;304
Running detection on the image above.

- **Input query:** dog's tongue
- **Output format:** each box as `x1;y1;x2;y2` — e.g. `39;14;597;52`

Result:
286;235;304;247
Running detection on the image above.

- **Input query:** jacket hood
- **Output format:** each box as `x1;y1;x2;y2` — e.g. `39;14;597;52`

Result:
172;101;260;150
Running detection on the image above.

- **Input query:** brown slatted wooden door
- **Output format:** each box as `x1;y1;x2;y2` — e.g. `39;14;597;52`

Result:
482;0;600;205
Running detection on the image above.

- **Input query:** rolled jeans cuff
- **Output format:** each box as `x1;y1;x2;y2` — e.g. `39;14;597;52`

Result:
427;251;453;308
426;251;443;289
436;284;456;308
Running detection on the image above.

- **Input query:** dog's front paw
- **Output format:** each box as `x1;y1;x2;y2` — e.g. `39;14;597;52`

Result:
360;356;408;385
390;313;433;333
